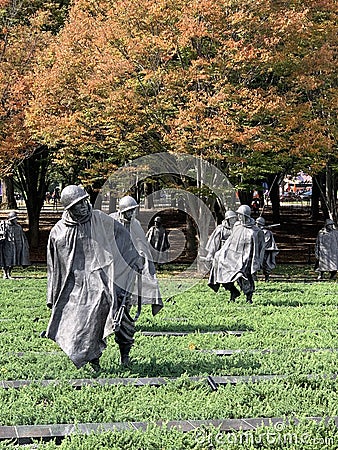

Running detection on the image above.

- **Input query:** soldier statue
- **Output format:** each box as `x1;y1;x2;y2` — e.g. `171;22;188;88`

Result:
205;210;237;262
255;216;279;282
45;185;143;371
315;218;338;280
208;205;265;303
2;211;30;279
110;196;163;316
146;216;170;264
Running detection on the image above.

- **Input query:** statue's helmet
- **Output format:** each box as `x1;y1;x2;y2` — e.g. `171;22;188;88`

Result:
256;216;265;226
236;204;252;217
60;185;89;210
224;210;237;220
7;211;18;221
325;218;335;226
119;195;138;213
154;216;162;223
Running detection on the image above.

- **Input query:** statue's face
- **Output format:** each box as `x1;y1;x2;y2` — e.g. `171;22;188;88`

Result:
69;199;90;221
122;209;134;221
228;217;237;228
237;213;245;224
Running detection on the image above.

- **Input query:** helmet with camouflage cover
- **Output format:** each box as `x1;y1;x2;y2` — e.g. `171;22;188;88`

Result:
60;185;89;210
119;196;138;213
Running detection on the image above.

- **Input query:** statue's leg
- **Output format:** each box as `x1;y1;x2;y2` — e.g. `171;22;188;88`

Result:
223;282;240;301
115;304;135;366
238;276;254;304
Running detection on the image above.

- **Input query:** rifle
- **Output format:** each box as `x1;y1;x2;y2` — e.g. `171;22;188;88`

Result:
113;270;142;333
265;223;280;229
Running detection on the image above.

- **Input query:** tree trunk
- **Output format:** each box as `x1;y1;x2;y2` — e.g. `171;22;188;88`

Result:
269;180;281;224
185;214;197;257
326;161;336;221
15;146;50;248
1;176;18;209
108;193;117;213
237;190;253;206
311;175;321;221
313;172;329;220
144;182;154;209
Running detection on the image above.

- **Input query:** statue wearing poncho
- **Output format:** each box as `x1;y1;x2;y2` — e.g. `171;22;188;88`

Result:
110;195;163;317
208;205;265;304
45;186;142;370
315;219;338;280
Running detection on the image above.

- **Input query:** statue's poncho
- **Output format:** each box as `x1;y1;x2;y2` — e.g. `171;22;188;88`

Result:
211;221;265;286
46;208;141;368
315;228;338;272
146;225;170;263
261;228;279;274
205;222;232;259
2;222;30;267
110;213;163;314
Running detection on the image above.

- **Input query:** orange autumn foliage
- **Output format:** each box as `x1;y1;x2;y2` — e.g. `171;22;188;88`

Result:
25;0;337;187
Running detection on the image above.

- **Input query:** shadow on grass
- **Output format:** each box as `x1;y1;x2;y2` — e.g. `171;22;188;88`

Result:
136;323;255;333
102;354;262;378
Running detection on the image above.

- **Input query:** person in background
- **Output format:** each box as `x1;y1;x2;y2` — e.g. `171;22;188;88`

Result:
45;185;143;371
51;187;60;210
255;216;279;282
2;211;30;279
111;196;163;317
315;218;338;280
146;216;170;265
208;205;265;304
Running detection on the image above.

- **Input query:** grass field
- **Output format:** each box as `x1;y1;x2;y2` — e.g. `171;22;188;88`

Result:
0;264;338;449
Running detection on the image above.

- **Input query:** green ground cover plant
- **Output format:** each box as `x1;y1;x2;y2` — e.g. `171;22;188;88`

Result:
0;265;337;448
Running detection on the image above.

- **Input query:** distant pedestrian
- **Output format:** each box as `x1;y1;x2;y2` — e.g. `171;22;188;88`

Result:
51;187;60;210
2;211;30;279
255;217;279;281
45;192;52;204
315;219;338;280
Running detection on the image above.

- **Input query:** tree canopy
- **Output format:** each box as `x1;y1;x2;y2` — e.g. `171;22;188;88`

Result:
0;0;336;237
26;0;337;190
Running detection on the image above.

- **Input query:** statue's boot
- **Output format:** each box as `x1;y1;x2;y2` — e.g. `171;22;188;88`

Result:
229;286;241;302
246;293;253;304
89;354;101;372
119;343;132;367
329;271;337;280
317;272;324;280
